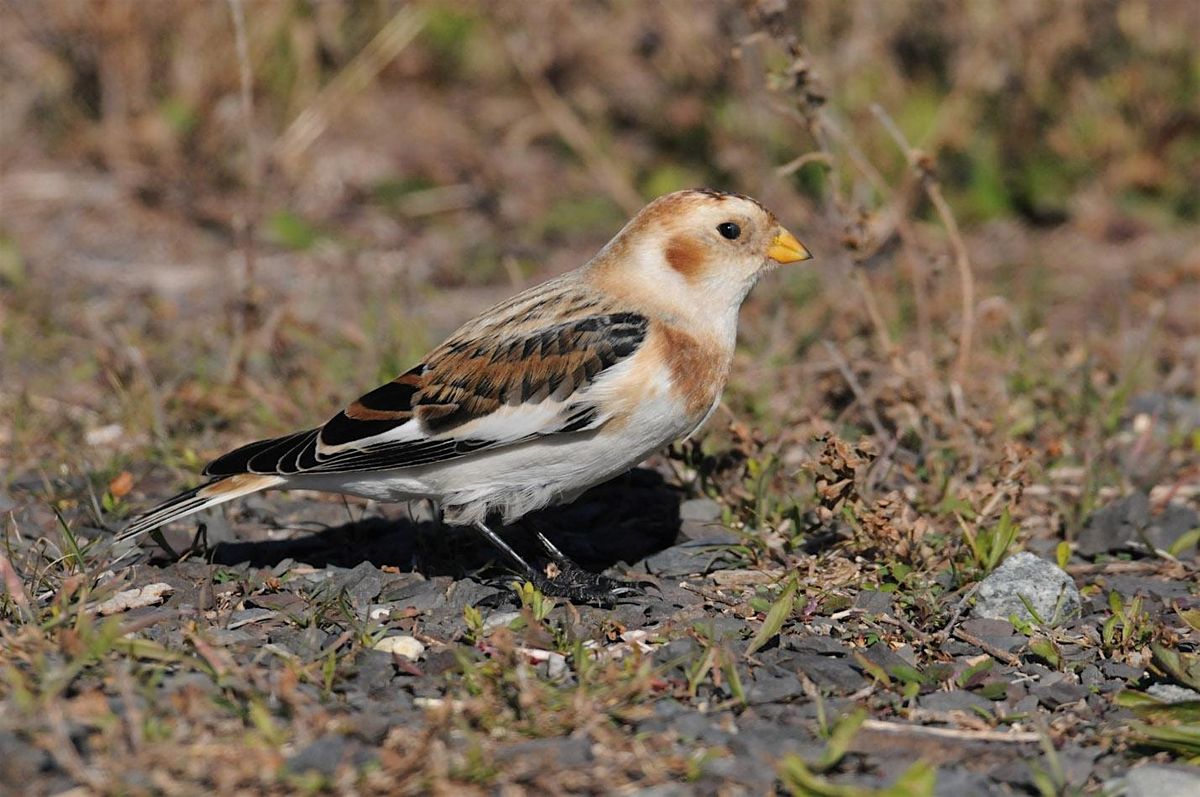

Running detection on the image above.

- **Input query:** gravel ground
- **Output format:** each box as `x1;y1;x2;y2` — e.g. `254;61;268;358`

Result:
3;464;1198;794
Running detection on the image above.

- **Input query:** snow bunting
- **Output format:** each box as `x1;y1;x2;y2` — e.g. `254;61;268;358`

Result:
119;189;811;601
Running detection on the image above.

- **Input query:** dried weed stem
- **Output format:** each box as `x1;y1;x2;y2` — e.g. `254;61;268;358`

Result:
224;0;260;385
871;103;976;391
275;6;426;168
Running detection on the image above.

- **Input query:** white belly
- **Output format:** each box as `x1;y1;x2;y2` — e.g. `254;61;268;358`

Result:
294;390;696;525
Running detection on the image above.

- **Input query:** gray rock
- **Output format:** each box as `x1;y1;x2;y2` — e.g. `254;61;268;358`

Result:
1102;660;1146;681
1079;493;1150;556
858;642;914;676
1080;492;1199;556
934;770;1011;797
748;665;806;705
1105;574;1194;599
957;618;1025;653
854;589;894;615
504;736;592;767
784;635;848;656
422;648;464;676
782;653;866;692
285;735;348;778
1113;764;1200;797
973;552;1080;624
727;717;824;762
352;650;396;694
672;712;731;744
629;785;694;797
383;577;448;609
0;731;52;787
918;690;996;713
679;498;722;523
633;709;681;736
1080;664;1104;687
654;638;700;670
325;561;385;606
1147;503;1200;554
444;578;504;608
206;628;256;646
1053;746;1104;787
1129;393;1200;432
346;713;393;745
641;540;726;577
1031;680;1089;708
678;526;741;545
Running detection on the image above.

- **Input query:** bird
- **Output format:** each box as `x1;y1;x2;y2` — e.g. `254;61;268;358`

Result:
117;189;811;602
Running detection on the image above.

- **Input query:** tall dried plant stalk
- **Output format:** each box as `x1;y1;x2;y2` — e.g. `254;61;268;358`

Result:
749;7;977;412
275;6;425;171
224;0;261;385
871;104;976;393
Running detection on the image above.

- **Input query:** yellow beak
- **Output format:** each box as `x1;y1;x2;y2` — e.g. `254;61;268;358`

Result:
767;229;812;264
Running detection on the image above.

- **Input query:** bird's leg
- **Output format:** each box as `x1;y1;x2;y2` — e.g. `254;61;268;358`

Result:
148;528;181;561
185;521;210;560
472;519;542;581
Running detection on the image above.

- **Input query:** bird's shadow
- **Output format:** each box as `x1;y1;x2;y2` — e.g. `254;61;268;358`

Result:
201;467;683;577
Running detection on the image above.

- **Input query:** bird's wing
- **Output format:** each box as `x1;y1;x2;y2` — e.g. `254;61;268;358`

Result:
203;310;650;477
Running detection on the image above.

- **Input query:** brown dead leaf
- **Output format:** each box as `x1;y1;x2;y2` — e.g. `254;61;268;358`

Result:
108;471;134;498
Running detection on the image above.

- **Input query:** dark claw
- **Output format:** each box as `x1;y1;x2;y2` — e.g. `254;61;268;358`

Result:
626;578;663;596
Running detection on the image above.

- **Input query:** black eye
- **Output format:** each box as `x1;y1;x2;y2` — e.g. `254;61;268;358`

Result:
717;222;741;240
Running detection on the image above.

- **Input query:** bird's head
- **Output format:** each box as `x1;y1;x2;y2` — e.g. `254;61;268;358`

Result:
589;189;811;326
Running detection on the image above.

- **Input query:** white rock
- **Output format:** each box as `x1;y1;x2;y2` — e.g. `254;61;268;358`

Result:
517;647;568;679
368;605;393;620
85;424;124;446
482;611;521;632
373;635;424;661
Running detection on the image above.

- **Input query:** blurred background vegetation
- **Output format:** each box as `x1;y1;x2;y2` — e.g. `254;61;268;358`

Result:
5;0;1197;225
2;0;1198;494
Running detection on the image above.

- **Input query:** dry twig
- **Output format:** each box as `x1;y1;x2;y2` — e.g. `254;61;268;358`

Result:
275;7;426;168
225;0;262;385
871;103;976;393
821;340;888;442
952;627;1021;667
860;718;1039;744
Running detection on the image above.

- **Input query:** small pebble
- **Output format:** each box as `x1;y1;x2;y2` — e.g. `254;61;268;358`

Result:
373;635;424;661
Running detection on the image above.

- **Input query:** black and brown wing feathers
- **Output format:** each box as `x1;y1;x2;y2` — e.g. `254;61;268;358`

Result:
400;311;647;436
203;310;648;478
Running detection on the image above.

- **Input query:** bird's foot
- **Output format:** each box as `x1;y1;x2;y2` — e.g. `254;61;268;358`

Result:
524;560;648;606
481;562;648;607
471;519;654;606
523;530;652;605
